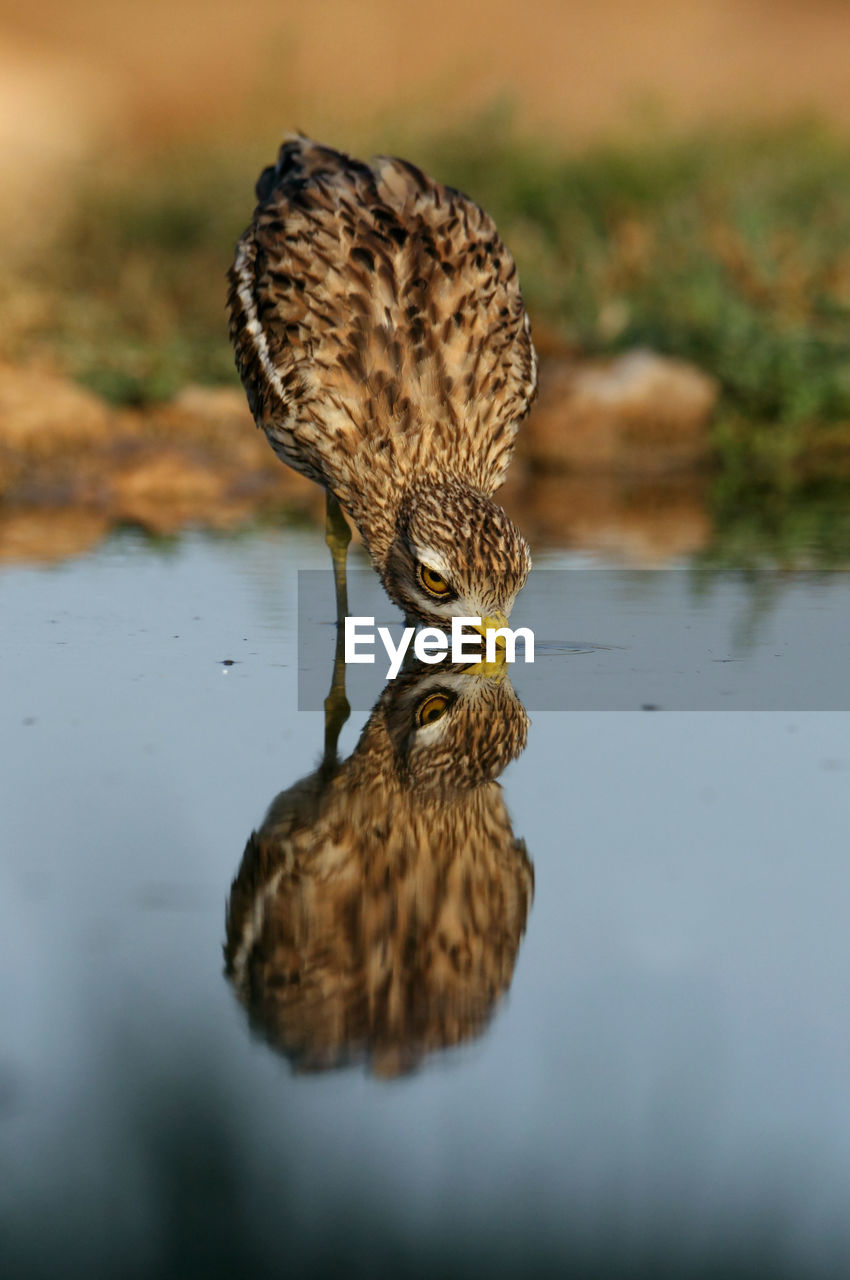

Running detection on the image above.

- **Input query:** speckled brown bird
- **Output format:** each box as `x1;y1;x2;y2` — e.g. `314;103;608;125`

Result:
224;662;533;1077
227;135;537;628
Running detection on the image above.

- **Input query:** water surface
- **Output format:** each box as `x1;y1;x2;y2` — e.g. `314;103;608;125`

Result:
2;528;850;1278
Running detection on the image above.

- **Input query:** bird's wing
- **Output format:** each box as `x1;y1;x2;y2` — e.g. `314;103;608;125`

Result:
227;137;537;496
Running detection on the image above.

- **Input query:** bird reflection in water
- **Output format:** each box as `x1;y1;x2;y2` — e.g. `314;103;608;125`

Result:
224;655;533;1078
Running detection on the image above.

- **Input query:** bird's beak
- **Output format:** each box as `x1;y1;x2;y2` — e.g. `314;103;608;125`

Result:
465;654;508;680
475;613;510;649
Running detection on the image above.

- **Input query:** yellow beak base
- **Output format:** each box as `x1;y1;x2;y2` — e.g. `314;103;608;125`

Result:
475;614;510;650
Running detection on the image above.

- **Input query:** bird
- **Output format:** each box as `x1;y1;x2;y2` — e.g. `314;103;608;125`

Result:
223;659;533;1077
227;135;537;630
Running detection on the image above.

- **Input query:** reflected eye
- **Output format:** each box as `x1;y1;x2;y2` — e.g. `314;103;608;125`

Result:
415;692;452;727
418;564;452;598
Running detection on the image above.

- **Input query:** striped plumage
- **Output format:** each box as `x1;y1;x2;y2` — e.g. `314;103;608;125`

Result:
224;663;533;1077
227;136;536;625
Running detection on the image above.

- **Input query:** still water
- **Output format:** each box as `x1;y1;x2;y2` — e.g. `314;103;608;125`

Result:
2;528;850;1278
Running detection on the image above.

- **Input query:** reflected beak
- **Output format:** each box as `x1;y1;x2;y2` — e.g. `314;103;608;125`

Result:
464;654;508;680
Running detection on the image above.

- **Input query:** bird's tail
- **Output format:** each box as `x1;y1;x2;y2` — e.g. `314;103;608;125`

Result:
254;133;378;205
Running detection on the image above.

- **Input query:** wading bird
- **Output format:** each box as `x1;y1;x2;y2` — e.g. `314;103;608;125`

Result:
227;136;536;630
224;659;533;1077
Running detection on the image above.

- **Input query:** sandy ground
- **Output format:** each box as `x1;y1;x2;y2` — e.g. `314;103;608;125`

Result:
1;0;850;244
0;352;716;564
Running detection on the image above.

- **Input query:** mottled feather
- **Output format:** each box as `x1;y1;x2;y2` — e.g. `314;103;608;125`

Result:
224;664;533;1076
227;136;537;580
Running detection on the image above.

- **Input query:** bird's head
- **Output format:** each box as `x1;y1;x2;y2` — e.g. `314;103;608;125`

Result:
380;480;531;629
379;660;530;792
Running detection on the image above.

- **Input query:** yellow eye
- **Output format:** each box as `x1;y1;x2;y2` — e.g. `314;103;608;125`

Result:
415;692;451;727
418;564;452;597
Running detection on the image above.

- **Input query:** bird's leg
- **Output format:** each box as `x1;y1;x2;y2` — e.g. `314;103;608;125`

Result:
323;490;351;764
325;489;351;624
323;619;350;767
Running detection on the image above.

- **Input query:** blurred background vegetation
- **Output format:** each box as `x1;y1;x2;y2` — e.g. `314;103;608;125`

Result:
2;0;850;563
12;118;850;444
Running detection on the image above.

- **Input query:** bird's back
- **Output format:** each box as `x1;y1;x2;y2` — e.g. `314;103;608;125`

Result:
227;137;537;512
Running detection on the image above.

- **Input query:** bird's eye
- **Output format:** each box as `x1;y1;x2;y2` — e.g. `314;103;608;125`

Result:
415;692;452;727
417;564;452;598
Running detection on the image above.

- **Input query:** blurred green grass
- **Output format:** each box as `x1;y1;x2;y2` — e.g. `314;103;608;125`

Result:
7;114;850;472
700;476;850;567
420;114;850;463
